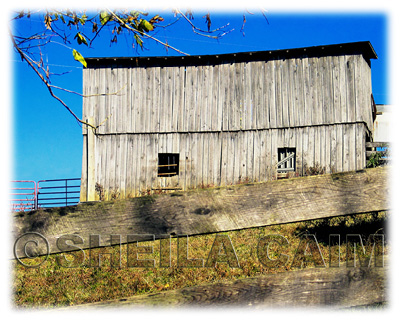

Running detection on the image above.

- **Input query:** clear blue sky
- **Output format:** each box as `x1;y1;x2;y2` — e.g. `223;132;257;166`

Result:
11;10;388;182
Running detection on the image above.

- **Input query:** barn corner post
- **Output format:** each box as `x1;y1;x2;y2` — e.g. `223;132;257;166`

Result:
80;117;96;202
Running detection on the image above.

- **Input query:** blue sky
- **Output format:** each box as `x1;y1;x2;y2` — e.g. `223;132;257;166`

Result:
11;10;388;182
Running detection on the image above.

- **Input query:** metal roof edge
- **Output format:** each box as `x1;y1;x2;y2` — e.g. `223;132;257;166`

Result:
85;41;378;68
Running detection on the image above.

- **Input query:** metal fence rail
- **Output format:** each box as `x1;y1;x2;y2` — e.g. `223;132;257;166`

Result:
10;180;37;212
10;178;81;212
37;178;81;208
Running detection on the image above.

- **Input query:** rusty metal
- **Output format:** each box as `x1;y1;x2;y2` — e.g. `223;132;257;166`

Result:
10;180;37;212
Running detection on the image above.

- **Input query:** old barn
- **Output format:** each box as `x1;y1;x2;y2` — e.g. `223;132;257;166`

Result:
80;41;378;201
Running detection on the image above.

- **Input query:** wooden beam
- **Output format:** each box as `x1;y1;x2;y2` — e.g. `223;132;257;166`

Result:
13;166;389;257
64;264;387;308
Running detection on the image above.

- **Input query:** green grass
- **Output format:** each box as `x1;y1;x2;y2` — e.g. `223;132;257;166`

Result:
12;211;388;308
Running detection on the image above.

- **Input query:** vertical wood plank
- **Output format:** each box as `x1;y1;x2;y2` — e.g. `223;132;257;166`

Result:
329;125;336;173
253;130;260;182
220;132;228;186
101;67;110;134
195;66;203;132
185;66;194;132
338;55;348;123
115;135;121;197
125;134;132;197
309;57;318;125
364;58;373;130
232;131;239;184
80;135;88;202
254;61;264;129
174;67;182;131
184;133;191;190
110;66;119;133
315;125;321;167
322;56;333;124
324;125;330;173
167;68;174;132
126;67;133;133
355;124;363;170
289;128;295;172
140;134;147;194
331;56;340;124
354;55;363;123
288;58;296;127
247;130;254;181
281;59;289;127
346;55;357;123
120;134;127;198
295;58;305;128
267;60;276;129
270;129;277;180
221;63;229;131
145;67;153;133
349;123;356;171
302;57;312;126
119;67;127;133
295;127;303;177
87;120;96;200
202;133;209;187
336;124;343;174
265;129;271;180
200;65;207;132
320;125;326;170
275;60;283;128
235;62;244;130
134;134;141;196
159;67;167;133
244;62;251;130
212;64;220;131
343;124;350;172
131;67;138;133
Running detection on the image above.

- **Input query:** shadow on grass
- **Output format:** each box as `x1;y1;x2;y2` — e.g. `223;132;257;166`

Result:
294;211;388;246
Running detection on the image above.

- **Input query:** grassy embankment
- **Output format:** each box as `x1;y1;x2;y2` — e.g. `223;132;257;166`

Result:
12;211;388;308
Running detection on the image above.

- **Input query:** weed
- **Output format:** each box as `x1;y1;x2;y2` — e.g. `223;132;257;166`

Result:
95;183;105;201
13;211;389;308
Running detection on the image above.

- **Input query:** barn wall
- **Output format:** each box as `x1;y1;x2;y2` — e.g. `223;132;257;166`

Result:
85;122;366;200
82;54;373;135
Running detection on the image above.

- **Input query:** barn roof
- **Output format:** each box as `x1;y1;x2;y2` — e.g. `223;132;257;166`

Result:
86;41;377;68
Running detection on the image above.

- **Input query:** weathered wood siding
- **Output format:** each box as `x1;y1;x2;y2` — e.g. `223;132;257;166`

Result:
82;54;373;134
83;123;365;200
81;50;374;200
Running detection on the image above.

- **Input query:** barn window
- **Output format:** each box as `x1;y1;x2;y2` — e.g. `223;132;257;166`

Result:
277;148;296;173
158;153;179;177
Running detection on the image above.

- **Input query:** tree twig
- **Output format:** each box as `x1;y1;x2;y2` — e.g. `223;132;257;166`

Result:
107;9;190;56
50;82;128;98
10;27;96;130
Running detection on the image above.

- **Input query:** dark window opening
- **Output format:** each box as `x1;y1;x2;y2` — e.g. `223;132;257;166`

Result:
158;153;179;177
277;148;296;173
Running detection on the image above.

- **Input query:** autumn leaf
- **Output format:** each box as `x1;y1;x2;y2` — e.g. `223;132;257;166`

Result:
44;14;52;30
140;19;154;32
72;49;87;68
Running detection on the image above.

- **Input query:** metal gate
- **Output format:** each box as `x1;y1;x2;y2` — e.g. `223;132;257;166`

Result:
36;178;81;208
10;180;37;212
10;178;81;212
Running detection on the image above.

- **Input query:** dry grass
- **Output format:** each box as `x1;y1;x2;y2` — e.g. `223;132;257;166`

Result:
12;211;388;308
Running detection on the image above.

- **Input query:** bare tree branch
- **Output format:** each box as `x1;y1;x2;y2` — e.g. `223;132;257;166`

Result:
175;9;234;39
10;27;97;130
106;9;190;56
